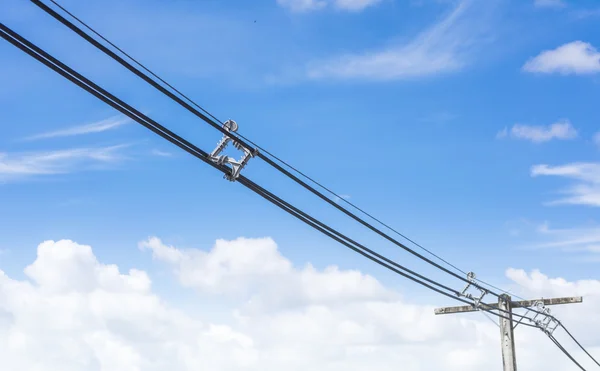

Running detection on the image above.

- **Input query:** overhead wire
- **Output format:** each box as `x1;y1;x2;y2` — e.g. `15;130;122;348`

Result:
39;0;543;305
31;0;524;302
549;333;588;371
40;0;528;301
6;2;598;368
560;323;600;368
0;22;540;329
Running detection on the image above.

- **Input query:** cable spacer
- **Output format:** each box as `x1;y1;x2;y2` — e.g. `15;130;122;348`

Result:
459;272;487;309
208;120;257;181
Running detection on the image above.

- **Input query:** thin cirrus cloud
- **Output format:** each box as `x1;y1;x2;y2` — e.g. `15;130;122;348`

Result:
0;144;130;183
533;0;565;8
522;41;600;75
305;0;493;81
24;115;131;141
277;0;380;13
497;120;578;143
531;162;600;207
536;223;600;252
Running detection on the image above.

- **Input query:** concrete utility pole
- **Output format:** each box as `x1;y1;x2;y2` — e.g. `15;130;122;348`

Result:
498;295;517;371
435;293;583;371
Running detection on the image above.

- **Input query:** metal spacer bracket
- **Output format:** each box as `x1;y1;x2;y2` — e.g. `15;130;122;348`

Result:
208;119;258;181
529;300;559;335
459;272;488;309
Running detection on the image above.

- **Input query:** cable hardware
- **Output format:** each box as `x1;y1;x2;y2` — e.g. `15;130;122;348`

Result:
208;119;257;181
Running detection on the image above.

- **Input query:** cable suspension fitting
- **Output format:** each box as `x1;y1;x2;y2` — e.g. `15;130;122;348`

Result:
531;301;560;335
459;272;488;309
208;119;257;181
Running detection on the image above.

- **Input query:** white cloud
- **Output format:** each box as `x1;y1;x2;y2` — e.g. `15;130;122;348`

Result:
306;0;491;81
151;149;173;157
24;116;130;141
531;163;600;206
534;0;566;8
594;132;600;148
523;41;600;75
277;0;327;13
332;0;381;12
0;237;599;370
0;145;129;182
277;0;379;13
532;223;600;257
498;120;578;143
571;8;600;19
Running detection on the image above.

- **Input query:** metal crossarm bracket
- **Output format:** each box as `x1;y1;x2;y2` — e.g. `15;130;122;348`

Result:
208;120;257;181
459;272;488;309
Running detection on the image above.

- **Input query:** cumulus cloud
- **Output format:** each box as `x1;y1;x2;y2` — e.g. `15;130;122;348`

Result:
277;0;380;13
140;237;393;310
0;237;599;370
24;116;130;141
523;41;600;75
497;120;578;143
306;0;493;81
531;163;600;206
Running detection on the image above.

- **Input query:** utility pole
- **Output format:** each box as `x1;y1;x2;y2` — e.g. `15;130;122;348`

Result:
434;274;582;371
498;294;517;371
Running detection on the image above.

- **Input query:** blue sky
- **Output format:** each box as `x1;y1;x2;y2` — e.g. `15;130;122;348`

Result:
1;0;600;304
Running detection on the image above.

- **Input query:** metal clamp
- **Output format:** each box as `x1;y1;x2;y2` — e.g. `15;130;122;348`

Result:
459;272;488;309
208;120;257;181
530;300;559;335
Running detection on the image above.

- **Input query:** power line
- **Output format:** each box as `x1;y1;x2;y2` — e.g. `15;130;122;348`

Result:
549;334;588;371
561;323;600;368
0;22;540;329
31;0;520;302
39;0;526;301
5;19;593;371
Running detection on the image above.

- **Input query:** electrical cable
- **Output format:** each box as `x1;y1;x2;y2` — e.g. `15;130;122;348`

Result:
549;334;588;371
31;0;518;301
560;323;600;368
37;0;528;301
7;4;597;367
0;23;539;328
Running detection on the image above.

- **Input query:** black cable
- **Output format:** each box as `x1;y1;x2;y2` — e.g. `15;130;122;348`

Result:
0;23;539;328
549;334;588;371
240;177;538;327
239;177;461;296
560;323;600;368
43;0;465;279
31;0;515;299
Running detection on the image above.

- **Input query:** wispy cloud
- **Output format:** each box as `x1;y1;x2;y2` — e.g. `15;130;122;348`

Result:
523;41;600;75
594;132;600;149
0;145;130;183
533;222;600;255
24;116;130;141
497;120;578;143
305;0;493;81
571;8;600;19
531;163;600;206
277;0;380;13
534;0;565;9
151;149;173;157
